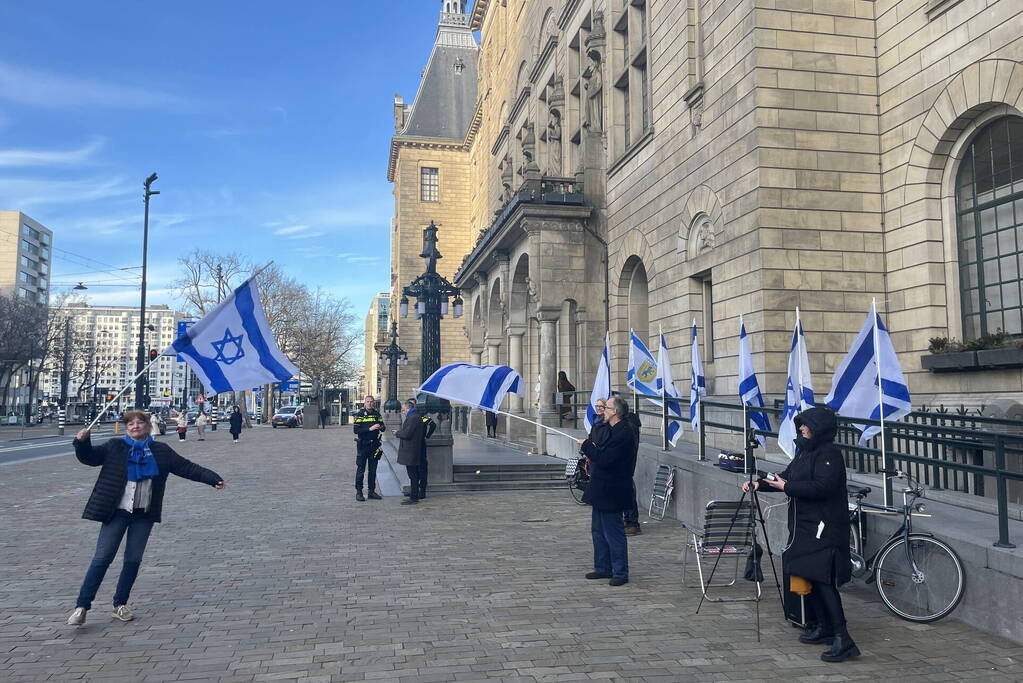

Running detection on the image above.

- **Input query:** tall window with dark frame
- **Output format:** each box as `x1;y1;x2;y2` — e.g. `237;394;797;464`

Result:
956;116;1023;338
420;167;440;202
611;0;650;157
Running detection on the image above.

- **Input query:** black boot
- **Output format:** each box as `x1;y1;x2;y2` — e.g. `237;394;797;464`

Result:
821;630;860;662
356;490;366;502
799;623;834;645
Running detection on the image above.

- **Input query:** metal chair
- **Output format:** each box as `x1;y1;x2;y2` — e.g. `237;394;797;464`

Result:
682;500;761;602
648;465;674;520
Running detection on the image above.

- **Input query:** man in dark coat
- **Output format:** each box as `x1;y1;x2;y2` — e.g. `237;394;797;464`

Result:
352;395;385;501
744;406;858;662
622;409;643;536
392;400;426;505
66;411;225;627
577;396;636;586
407;398;436;499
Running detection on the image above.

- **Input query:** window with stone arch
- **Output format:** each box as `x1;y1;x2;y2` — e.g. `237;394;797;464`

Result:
956;116;1023;338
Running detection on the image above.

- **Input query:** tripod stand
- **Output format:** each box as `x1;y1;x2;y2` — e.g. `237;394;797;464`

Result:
694;431;783;641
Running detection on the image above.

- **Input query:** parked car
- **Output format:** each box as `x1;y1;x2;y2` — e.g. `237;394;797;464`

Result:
272;406;303;428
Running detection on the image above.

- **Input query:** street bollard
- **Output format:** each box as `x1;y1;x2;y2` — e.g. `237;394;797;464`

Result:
57;408;65;436
211;404;218;431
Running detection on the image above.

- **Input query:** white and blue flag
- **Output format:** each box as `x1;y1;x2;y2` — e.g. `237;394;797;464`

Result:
657;330;685;447
418;363;523;411
627;330;659;398
584;332;612;432
778;311;814;458
738;316;771;448
690;320;706;432
165;276;299;395
825;300;912;444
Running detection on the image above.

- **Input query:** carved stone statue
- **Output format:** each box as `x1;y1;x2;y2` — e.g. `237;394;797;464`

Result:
547;110;562;176
501;153;514;201
582;51;603;132
525;276;538;303
521;122;536;165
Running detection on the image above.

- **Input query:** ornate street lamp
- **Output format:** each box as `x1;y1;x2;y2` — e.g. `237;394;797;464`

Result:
377;321;407;412
399;221;463;385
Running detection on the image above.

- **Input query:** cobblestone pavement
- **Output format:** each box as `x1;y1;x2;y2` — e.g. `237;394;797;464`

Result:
1;426;1020;682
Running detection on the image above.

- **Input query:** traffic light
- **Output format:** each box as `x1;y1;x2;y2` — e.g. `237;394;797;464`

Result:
149;349;158;361
105;394;115;402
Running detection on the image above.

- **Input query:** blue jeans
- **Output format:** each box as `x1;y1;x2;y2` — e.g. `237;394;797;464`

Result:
75;511;154;609
591;507;628;580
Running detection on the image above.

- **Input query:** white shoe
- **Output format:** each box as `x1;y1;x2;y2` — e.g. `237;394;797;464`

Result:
67;607;87;626
111;604;134;621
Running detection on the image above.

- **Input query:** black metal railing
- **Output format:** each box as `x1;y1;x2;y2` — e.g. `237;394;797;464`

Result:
553;389;1023;548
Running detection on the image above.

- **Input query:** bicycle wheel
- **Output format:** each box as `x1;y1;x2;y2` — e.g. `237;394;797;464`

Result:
874;534;965;623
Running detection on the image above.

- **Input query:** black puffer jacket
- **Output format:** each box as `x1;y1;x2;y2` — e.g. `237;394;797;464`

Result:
74;437;223;524
581;419;637;512
759;406;850;585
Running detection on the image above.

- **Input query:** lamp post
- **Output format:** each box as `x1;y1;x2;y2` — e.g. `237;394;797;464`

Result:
134;172;159;410
377;321;407;413
399;221;463;384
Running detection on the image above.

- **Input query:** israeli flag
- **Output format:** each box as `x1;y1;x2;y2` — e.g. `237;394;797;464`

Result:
584;332;612;432
657;330;685;447
165;276;299;395
778;311;814;458
627;330;659;398
418;363;523;411
690;320;706;432
738;316;771;449
826;300;912;444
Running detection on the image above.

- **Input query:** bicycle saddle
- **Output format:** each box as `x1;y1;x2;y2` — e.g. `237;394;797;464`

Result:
848;485;871;498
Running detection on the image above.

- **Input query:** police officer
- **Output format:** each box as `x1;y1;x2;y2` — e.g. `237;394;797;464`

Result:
352;395;385;501
408;398;437;499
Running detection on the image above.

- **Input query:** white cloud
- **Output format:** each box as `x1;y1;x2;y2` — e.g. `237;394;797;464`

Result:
272;224;309;236
0;60;199;111
284;230;325;240
0;175;132;210
0;137;105;167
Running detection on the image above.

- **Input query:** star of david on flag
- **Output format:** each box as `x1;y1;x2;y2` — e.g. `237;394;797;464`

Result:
164;275;299;395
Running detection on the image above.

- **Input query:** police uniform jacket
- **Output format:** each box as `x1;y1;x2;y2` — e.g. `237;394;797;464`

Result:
353;408;385;455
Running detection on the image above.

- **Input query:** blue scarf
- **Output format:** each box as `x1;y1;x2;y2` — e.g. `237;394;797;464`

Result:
123;435;159;482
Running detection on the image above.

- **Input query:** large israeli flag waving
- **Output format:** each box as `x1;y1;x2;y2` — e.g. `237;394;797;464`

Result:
778;311;814;458
584;333;612;432
690;320;706;432
738;316;771;448
627;330;659;398
165;276;299;395
826;300;912;444
418;363;523;411
657;330;684;447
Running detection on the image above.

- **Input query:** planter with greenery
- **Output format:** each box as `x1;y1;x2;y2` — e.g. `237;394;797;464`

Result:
922;332;1023;372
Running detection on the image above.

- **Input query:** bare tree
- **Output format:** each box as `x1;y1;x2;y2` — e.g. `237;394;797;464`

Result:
171;249;251;316
0;295;51;415
288;289;360;412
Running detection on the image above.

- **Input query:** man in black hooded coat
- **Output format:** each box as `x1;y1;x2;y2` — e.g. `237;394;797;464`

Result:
744;406;859;663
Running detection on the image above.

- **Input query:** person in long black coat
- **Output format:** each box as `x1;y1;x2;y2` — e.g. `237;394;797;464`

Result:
228;406;243;443
577;396;636;586
392;400;426;505
744;406;858;662
66;411;225;627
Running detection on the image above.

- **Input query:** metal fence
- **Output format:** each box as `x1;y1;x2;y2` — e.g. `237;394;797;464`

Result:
552;389;1023;548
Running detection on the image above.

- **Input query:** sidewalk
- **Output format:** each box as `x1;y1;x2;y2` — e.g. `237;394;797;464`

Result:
0;425;1020;681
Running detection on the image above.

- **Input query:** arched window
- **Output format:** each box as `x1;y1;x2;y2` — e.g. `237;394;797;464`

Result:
957;116;1023;338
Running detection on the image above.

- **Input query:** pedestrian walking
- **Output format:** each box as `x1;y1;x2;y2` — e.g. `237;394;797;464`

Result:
228;406;243;443
558;370;576;416
392;399;426;505
485;409;497;438
65;411;225;627
744;406;858;662
319;406;329;428
352;395;384;501
175;412;187;441
576;396;635;586
195;412;207;440
148;413;161;436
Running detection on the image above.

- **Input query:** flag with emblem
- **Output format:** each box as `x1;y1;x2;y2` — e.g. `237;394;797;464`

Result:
656;329;685;447
627;330;659;399
164;275;299;395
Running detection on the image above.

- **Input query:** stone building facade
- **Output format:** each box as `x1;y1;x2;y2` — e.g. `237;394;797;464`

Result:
396;0;1023;449
362;293;390;399
388;1;478;401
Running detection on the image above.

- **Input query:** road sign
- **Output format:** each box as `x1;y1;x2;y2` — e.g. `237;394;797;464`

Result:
278;380;300;392
175;320;196;362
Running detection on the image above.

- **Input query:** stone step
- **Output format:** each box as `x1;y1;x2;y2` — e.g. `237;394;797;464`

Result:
406;479;570;494
454;470;566;482
453;462;565;473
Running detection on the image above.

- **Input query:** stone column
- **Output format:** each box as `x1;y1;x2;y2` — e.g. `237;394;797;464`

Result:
471;349;483;365
536;309;559;454
508;329;525;413
487;338;502;366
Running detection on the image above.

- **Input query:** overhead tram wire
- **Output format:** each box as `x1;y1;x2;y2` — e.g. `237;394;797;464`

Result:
0;227;143;283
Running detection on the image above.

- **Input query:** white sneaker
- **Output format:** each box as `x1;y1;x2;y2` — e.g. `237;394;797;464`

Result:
111;605;134;621
66;607;87;626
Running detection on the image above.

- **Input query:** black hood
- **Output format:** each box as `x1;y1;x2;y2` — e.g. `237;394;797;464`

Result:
793;406;838;448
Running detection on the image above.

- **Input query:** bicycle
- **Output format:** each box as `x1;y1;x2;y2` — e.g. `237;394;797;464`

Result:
847;468;965;623
566;455;589;505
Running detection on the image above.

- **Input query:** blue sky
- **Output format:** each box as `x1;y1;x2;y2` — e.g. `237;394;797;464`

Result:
0;1;449;317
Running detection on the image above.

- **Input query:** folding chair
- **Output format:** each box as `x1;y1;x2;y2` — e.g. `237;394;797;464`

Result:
681;500;761;602
648;465;674;520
